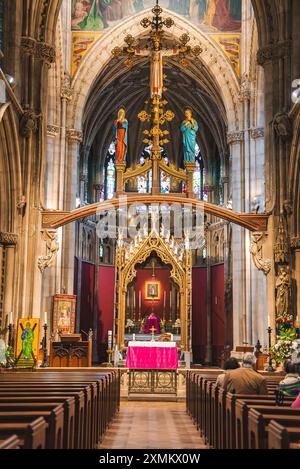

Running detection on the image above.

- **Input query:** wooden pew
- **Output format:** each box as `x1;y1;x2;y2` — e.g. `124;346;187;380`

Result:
0;404;64;449
0;435;21;449
0;370;120;449
235;397;294;449
268;420;300;449
0;417;47;449
0;385;88;448
0;396;75;449
0;389;85;448
248;407;300;449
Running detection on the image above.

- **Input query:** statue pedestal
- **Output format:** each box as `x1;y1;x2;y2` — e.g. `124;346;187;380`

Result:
185;162;196;199
115;162;126;196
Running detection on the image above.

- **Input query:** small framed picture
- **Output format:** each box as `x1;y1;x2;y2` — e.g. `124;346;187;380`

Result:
145;281;160;301
53;294;76;335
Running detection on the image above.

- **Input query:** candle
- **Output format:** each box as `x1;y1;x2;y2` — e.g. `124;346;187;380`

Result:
133;293;136;309
267;314;270;327
164;291;166;308
44;312;47;325
9;312;13;325
108;330;113;349
139;290;141;309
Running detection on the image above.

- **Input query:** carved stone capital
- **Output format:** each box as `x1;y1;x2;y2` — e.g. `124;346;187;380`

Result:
21;37;36;56
0;232;18;246
227;131;244;145
20;109;40;137
20;38;55;67
47;124;60;137
204;184;214;193
66;128;83;143
251;128;264;140
250;232;271;275
257;41;292;66
36;42;56;67
38;229;59;274
222;176;229;184
273;112;292;142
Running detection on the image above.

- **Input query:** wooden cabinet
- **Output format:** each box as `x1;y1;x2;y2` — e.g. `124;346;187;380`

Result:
50;340;92;367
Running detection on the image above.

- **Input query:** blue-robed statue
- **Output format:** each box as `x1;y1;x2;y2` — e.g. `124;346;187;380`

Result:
180;108;199;163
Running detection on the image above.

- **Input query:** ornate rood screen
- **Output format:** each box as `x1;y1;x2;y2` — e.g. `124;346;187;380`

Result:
111;1;202;197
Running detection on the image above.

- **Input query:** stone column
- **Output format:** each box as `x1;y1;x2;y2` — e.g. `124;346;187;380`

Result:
61;129;82;294
0;233;18;326
228;131;245;347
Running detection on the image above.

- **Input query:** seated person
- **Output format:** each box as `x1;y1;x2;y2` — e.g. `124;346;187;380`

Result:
216;357;240;387
291;392;300;408
278;361;300;397
144;311;161;334
223;353;268;395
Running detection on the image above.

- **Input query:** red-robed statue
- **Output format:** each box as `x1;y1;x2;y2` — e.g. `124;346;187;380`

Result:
144;312;161;334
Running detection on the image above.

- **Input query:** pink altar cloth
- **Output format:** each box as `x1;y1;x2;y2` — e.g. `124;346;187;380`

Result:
126;341;178;369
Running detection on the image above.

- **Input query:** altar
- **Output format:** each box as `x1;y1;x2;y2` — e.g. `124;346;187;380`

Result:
126;341;178;370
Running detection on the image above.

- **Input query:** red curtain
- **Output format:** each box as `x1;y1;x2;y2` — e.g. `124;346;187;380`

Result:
192;265;225;365
211;264;225;363
192;267;207;363
134;268;171;321
97;265;115;361
80;261;95;335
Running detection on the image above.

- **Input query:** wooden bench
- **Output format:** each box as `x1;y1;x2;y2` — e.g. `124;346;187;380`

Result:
248;407;300;449
267;420;300;449
235;398;294;449
0;417;47;449
0;435;21;449
0;370;120;449
0;404;64;449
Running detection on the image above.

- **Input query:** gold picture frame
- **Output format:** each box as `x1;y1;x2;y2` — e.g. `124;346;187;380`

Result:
145;281;160;301
16;318;40;365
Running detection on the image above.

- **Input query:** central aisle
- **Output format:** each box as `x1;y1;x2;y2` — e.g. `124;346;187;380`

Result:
100;401;207;449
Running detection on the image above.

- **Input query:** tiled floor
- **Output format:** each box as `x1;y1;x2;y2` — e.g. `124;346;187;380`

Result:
100;401;207;449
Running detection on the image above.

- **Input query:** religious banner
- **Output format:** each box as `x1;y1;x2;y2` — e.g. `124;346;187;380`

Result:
16;318;40;365
145;280;160;300
53;294;77;335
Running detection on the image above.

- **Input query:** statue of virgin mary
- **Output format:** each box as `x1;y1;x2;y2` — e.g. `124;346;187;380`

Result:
113;108;128;163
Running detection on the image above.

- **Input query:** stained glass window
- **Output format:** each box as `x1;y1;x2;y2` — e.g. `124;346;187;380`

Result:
137;175;148;193
106;158;115;200
193;160;201;200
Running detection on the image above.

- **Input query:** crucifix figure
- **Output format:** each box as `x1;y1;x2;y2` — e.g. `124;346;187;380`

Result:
135;38;180;98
